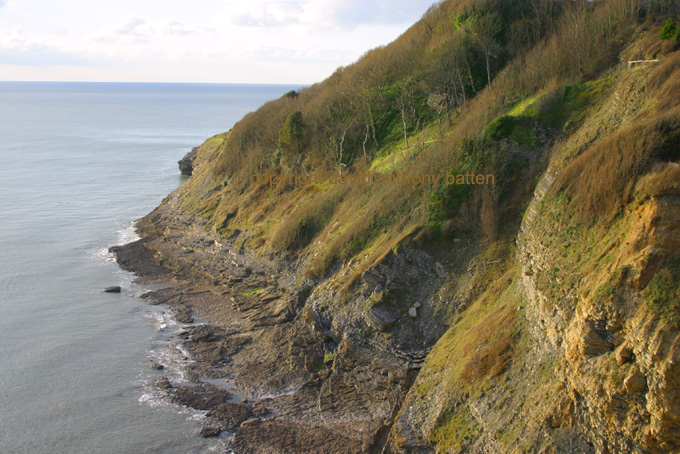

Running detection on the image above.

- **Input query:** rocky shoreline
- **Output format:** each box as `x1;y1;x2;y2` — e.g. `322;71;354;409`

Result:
108;8;680;449
109;192;442;453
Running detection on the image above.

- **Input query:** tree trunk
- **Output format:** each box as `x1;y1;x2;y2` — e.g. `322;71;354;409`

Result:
445;101;451;126
465;58;477;94
485;51;492;89
338;128;347;173
457;72;467;104
363;124;370;160
368;102;378;148
415;117;422;151
401;110;409;149
437;111;442;139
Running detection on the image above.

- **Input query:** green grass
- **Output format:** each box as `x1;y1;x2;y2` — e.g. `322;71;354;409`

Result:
202;134;226;155
593;266;630;302
643;255;680;323
313;352;336;372
552;78;612;130
500;77;613;138
430;406;480;452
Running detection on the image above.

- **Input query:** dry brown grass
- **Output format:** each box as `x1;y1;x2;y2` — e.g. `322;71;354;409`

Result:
182;0;675;295
269;184;347;252
554;108;680;221
459;303;516;382
635;161;680;197
304;180;419;279
648;51;680;112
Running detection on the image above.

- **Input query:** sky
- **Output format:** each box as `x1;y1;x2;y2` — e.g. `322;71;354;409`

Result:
0;0;435;84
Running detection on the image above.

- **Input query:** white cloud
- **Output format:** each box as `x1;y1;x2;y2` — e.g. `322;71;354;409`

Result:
0;29;97;66
93;16;203;44
229;0;431;32
233;1;302;27
0;28;28;48
257;45;355;62
0;0;435;82
115;17;147;36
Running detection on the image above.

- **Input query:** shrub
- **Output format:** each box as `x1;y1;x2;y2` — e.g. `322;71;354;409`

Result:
659;17;678;40
486;115;517;141
279;111;305;159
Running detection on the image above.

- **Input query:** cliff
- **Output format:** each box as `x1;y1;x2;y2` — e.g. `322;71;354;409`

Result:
115;1;680;452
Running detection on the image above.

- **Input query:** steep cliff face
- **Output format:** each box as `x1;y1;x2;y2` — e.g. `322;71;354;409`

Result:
390;46;680;453
120;1;680;452
517;58;680;454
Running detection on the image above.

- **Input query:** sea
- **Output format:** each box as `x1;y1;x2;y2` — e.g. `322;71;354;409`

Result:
0;82;297;453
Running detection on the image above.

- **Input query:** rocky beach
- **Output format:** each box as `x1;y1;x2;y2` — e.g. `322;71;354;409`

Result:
110;2;680;451
111;166;444;453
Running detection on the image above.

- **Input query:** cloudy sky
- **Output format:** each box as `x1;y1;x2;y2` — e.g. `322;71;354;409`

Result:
0;0;434;84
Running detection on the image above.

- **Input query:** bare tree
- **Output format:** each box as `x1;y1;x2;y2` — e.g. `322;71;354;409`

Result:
427;92;447;138
468;13;502;90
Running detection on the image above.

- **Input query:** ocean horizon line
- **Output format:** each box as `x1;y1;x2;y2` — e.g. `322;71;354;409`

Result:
0;80;304;87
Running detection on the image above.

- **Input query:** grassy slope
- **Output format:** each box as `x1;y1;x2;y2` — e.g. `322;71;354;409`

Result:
171;0;680;451
398;34;680;454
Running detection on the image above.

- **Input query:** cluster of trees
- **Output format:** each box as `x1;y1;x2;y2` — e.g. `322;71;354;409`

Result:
219;0;679;182
204;0;679;268
217;0;580;180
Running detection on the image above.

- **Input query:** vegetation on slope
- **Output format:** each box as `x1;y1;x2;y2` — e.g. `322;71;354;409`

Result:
173;0;680;451
182;0;676;283
391;5;680;453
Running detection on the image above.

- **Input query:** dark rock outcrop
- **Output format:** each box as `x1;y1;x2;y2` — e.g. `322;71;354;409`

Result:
109;238;168;278
206;402;250;429
364;305;397;332
178;147;199;176
199;426;222;437
155;377;172;390
169;383;231;410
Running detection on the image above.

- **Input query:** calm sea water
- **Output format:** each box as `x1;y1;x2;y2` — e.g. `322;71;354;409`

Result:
0;82;296;453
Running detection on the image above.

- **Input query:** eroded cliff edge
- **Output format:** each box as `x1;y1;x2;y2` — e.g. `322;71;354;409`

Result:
114;2;680;452
390;59;680;454
113;191;457;452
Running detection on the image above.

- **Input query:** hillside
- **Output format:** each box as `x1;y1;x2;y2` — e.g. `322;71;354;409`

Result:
115;0;680;452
